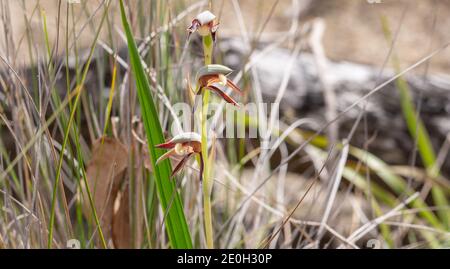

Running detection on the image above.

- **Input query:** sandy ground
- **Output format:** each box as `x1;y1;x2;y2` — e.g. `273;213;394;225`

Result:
1;0;449;74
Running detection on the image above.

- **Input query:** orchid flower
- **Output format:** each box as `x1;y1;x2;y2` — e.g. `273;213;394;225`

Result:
187;10;219;41
192;64;242;110
155;132;204;181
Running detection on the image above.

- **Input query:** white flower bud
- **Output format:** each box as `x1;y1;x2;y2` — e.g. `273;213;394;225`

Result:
196;10;216;25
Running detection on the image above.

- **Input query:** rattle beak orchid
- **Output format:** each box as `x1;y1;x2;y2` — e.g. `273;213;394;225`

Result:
155;132;204;181
187;10;219;41
192;64;242;110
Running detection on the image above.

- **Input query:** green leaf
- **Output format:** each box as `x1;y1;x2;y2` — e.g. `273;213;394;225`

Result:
119;0;192;249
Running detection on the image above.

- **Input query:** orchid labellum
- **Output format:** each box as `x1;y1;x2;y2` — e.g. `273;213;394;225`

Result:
187;10;219;41
155;132;204;181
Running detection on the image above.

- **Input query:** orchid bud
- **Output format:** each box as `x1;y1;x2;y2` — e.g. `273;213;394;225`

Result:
187;10;219;40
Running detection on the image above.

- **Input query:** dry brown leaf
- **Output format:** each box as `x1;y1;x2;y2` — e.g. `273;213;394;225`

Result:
111;184;131;248
112;147;147;248
82;137;128;245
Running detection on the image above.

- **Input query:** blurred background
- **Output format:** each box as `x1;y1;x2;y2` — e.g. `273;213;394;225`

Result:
0;0;449;249
4;0;450;71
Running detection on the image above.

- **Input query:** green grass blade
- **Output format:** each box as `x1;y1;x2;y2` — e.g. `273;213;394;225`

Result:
119;0;192;249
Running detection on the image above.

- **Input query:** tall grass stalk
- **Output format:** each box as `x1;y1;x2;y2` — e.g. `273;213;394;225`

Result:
47;1;111;248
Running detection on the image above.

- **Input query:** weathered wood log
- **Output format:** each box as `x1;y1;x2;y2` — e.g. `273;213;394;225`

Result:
2;37;449;174
221;38;450;173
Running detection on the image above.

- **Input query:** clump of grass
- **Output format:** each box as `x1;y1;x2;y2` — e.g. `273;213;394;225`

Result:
381;16;449;230
119;0;192;249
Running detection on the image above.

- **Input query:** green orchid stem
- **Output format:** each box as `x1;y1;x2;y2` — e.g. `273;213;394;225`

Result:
201;33;214;249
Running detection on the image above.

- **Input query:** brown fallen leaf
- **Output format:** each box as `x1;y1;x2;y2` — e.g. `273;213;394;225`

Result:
83;128;175;248
112;144;150;248
82;137;128;246
111;182;134;249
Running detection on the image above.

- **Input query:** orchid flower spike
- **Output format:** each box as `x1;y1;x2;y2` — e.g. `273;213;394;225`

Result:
192;64;242;110
187;10;219;41
155;132;204;181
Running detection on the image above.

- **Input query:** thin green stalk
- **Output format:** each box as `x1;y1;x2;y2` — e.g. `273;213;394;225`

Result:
201;34;214;249
102;62;117;137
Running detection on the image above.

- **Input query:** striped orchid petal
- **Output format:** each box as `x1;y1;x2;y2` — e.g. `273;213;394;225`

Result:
206;85;239;106
195;64;233;82
171;153;193;177
155;132;201;148
156;148;176;165
192;64;243;108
